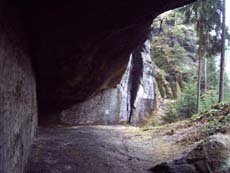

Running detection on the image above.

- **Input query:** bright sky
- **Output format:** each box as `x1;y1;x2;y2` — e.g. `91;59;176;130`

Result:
227;0;230;27
225;0;230;78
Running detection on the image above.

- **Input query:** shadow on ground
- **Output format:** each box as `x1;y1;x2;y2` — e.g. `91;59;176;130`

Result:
26;122;201;173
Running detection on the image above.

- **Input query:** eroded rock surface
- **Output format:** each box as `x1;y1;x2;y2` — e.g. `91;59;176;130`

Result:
0;1;37;172
26;122;198;173
60;33;155;125
150;134;230;173
129;33;155;125
151;12;197;99
0;0;197;172
26;0;196;116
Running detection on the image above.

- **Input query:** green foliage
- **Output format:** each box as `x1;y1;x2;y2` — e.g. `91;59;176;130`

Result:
192;102;230;135
163;60;230;124
207;57;218;89
163;103;179;123
224;86;230;102
152;10;192;73
152;43;185;72
163;79;197;123
151;10;195;99
200;90;218;110
164;77;219;123
155;1;230;124
179;0;223;57
172;25;187;40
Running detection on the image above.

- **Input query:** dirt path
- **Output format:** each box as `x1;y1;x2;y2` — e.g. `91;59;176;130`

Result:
26;122;201;173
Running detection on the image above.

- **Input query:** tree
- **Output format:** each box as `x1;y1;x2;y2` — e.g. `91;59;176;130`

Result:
179;0;222;112
196;0;206;113
219;0;226;102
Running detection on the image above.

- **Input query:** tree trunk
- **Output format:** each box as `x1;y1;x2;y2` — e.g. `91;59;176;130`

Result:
196;0;206;114
204;57;207;92
196;42;202;113
196;18;203;113
219;0;226;102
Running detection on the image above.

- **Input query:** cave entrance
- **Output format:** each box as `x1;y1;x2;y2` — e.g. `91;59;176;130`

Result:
31;2;230;171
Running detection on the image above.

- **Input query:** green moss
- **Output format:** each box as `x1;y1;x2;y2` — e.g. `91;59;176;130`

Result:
192;103;230;135
172;25;187;40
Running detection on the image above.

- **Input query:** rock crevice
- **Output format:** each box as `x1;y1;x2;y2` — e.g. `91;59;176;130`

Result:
60;31;155;125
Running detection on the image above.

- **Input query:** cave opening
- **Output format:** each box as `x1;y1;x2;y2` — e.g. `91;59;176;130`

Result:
6;0;229;173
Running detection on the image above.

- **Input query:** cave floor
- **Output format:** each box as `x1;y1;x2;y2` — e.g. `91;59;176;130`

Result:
26;121;204;173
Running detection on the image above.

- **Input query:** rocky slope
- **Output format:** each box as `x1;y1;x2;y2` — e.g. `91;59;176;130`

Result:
151;11;197;99
150;134;230;173
151;102;230;173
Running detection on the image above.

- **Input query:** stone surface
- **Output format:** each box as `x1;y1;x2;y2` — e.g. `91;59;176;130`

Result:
129;33;155;125
25;0;196;117
60;88;120;125
0;1;37;173
60;33;155;125
59;56;133;125
150;134;230;173
26;122;197;173
187;134;230;172
0;1;197;172
151;13;197;99
150;162;198;173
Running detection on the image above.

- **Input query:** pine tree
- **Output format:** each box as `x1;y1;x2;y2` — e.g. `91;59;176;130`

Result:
179;0;222;112
219;0;226;102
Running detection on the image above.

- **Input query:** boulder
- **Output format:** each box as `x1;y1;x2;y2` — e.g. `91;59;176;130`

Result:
150;134;230;173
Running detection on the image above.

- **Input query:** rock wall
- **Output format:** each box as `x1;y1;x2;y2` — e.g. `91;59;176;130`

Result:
60;32;155;125
27;0;195;116
129;33;155;125
151;12;197;99
59;57;133;125
0;2;37;173
0;0;197;172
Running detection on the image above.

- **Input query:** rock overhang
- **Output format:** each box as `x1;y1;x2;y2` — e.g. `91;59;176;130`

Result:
12;0;196;114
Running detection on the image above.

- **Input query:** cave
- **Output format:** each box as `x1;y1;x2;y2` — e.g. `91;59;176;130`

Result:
0;0;196;172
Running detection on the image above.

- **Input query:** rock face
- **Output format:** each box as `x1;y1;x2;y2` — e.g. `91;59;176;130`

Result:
130;34;155;125
26;0;196;118
150;134;230;173
0;1;38;173
60;33;155;125
151;12;197;99
0;0;197;172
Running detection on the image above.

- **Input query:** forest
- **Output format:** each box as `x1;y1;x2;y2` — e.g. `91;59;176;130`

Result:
151;0;230;126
